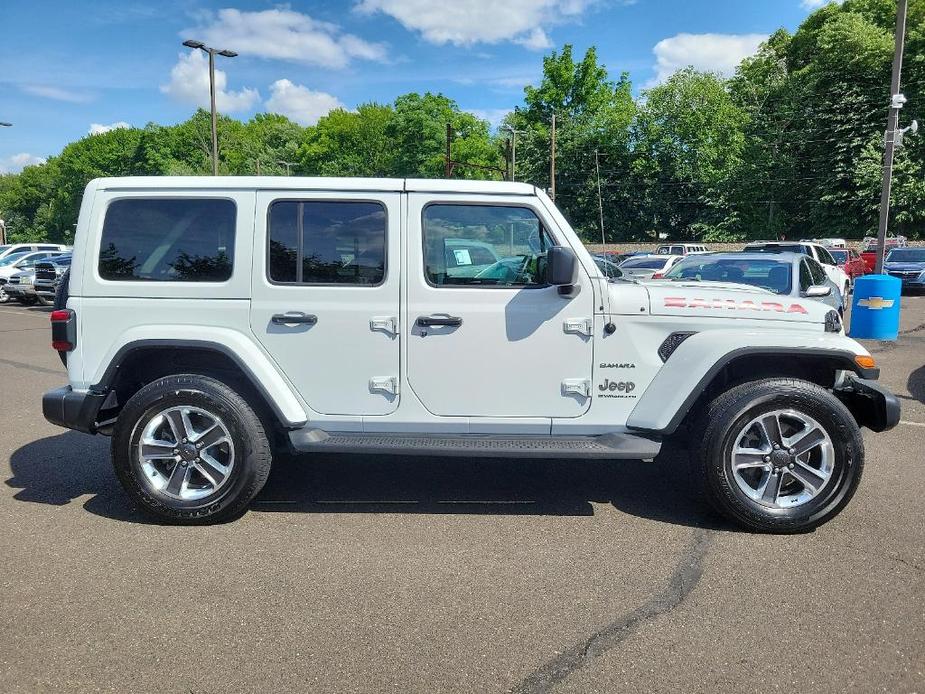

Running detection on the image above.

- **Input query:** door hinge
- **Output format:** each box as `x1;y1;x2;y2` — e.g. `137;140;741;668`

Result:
369;376;399;395
563;318;593;336
561;379;591;397
370;316;397;334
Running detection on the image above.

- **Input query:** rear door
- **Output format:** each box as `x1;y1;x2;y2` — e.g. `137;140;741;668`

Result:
405;195;595;419
250;192;401;416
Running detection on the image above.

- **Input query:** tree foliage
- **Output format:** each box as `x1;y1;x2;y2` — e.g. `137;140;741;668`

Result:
3;0;924;244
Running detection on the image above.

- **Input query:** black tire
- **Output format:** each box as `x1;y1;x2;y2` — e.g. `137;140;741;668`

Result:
53;268;70;310
17;296;38;306
112;374;272;525
694;378;864;533
53;269;71;365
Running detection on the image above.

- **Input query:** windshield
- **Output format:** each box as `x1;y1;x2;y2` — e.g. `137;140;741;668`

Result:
0;251;31;267
665;257;792;295
745;243;805;255
620;257;668;270
886;249;925;263
829;250;848;263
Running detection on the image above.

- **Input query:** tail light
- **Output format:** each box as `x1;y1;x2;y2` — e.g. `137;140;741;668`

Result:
50;309;76;352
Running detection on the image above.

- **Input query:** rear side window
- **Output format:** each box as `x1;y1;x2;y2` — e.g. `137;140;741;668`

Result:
99;198;236;282
268;200;386;285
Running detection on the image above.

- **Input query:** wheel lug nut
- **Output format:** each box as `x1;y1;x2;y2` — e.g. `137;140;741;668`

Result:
764;456;771;463
788;448;795;455
789;463;795;469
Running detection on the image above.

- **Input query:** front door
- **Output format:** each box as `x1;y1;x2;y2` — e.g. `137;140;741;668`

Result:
406;195;594;419
251;192;401;416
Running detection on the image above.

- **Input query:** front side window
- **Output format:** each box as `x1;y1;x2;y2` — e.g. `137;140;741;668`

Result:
799;260;814;291
268;201;386;285
807;258;827;285
817;247;836;265
99;198;236;282
423;204;553;287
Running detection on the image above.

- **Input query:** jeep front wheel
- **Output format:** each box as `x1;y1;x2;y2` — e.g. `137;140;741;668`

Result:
112;374;272;524
695;378;864;533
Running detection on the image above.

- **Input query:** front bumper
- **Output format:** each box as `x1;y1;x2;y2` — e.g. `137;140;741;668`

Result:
835;376;901;433
42;386;108;434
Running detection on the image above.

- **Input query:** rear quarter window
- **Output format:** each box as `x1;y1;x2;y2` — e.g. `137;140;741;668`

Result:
98;198;236;282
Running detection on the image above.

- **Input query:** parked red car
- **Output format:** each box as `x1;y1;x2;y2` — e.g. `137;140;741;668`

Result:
828;248;868;287
860;236;907;272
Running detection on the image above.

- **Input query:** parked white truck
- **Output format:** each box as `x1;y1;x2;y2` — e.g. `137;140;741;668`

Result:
43;177;899;530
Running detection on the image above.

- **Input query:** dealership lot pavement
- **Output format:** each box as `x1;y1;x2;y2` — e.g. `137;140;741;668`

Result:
0;297;923;693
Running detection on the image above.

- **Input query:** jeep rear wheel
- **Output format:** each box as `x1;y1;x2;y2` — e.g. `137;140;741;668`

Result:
695;378;864;533
112;374;272;524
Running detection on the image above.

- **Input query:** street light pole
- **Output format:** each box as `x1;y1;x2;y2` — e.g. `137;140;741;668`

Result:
874;0;908;274
0;122;12;127
182;40;238;176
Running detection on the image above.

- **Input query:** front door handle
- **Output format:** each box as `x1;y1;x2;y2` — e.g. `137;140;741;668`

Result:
416;315;462;328
271;312;318;325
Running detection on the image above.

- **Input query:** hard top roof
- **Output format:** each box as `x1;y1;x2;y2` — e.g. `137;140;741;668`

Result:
93;176;538;196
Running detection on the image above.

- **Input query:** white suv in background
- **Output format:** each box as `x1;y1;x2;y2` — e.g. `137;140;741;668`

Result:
43;176;898;531
0;243;69;261
744;241;851;296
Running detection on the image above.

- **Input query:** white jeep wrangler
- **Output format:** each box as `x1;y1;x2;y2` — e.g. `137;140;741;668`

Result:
43;177;899;531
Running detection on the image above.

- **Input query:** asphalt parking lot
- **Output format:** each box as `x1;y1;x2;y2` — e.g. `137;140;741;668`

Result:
0;297;923;693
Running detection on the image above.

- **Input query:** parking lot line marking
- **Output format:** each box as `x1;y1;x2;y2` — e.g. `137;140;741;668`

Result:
0;357;63;376
0;308;46;316
899;420;925;428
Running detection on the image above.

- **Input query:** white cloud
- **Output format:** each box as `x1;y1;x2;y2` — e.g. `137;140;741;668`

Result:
0;153;46;174
161;51;260;113
21;85;93;103
355;0;594;49
89;121;131;135
649;33;768;86
801;0;843;9
186;8;387;68
466;108;511;128
265;79;345;126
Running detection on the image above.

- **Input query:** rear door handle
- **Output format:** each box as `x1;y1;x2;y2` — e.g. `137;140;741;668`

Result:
271;312;318;325
416;315;462;328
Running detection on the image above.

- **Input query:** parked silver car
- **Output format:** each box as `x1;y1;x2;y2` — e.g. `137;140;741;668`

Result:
3;268;39;305
662;252;845;314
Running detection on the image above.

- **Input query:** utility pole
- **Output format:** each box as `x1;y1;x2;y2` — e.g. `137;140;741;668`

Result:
278;160;297;175
182;40;238;176
550;114;556;202
875;0;908;274
445;123;454;178
594;150;605;248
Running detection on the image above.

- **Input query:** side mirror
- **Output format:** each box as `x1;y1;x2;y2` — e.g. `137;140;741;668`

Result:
546;246;579;294
805;285;832;297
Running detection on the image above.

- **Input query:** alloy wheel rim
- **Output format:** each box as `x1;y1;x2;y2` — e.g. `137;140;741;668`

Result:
729;409;835;510
136;406;235;501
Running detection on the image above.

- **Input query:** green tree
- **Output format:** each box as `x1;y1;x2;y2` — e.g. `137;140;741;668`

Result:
299;104;394;176
632;69;748;241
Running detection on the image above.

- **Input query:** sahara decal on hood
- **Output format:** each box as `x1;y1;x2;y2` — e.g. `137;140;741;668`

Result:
643;283;821;322
663;297;808;314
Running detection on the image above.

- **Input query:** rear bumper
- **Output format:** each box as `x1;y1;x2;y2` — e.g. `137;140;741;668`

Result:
835;376;901;433
42;386;107;434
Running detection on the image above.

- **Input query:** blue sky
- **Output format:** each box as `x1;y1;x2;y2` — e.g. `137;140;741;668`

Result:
0;0;833;172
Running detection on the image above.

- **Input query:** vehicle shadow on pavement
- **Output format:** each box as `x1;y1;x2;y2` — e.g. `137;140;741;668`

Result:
255;440;730;530
6;433;729;530
5;430;149;523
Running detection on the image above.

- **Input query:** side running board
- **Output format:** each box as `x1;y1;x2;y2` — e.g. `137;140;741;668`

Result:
288;430;662;460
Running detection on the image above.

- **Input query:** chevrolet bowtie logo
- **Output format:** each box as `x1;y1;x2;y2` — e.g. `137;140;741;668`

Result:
858;297;895;310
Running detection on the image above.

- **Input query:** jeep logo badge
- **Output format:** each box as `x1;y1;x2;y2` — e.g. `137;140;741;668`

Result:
599;379;636;393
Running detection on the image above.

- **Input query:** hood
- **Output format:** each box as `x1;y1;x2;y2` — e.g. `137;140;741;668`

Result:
643;280;827;323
